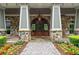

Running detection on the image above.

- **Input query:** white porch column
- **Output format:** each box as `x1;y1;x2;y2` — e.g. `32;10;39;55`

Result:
19;5;31;41
0;9;6;35
74;9;79;34
50;5;62;40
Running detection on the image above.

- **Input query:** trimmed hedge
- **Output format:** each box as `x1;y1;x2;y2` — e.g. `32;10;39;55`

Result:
0;36;7;45
68;35;79;46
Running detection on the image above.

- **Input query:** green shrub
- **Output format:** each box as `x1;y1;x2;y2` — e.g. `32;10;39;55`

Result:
68;35;79;45
14;40;25;45
0;36;7;45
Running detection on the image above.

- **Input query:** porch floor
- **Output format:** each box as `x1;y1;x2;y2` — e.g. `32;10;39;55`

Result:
20;38;60;55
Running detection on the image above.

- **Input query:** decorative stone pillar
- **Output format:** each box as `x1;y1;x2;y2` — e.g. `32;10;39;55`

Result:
50;5;62;41
0;9;6;35
74;9;79;34
19;5;31;41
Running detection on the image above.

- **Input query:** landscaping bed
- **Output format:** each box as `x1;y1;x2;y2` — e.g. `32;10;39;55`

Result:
0;35;28;55
55;43;79;55
0;40;28;55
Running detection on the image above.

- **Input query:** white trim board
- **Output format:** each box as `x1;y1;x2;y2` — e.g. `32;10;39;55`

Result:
0;29;6;31
19;5;30;30
19;29;30;31
65;14;75;16
52;5;62;31
5;14;19;16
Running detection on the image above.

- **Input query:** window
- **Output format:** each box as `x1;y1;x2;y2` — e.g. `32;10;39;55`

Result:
69;20;75;34
6;20;11;28
32;24;35;31
44;24;48;31
5;20;11;34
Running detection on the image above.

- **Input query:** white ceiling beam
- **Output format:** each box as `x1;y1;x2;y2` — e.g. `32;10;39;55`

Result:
0;3;79;8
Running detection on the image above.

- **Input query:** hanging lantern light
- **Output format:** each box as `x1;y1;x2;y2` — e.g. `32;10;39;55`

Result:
38;14;41;21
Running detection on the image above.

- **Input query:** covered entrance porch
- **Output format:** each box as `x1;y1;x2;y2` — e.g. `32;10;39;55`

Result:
0;3;79;41
0;3;79;55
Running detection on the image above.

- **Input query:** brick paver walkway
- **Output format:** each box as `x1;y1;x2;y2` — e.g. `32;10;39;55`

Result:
20;38;60;55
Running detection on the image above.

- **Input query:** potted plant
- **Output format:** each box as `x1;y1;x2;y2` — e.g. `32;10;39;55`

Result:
6;29;10;34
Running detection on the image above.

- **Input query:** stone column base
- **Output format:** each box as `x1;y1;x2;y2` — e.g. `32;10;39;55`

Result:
19;31;31;42
74;30;79;35
50;31;62;42
0;29;6;35
0;31;6;36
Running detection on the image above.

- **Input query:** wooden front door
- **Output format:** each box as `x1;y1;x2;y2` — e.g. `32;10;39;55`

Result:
31;17;49;36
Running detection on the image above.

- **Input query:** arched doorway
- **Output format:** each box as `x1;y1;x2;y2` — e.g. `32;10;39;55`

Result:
31;15;49;36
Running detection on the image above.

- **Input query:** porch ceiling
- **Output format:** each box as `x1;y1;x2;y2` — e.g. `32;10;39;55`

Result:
0;3;79;8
